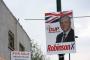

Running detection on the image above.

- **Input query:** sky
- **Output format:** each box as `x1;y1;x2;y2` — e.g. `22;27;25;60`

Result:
3;0;90;60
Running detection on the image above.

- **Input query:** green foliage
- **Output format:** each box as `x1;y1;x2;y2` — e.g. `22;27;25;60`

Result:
31;41;44;60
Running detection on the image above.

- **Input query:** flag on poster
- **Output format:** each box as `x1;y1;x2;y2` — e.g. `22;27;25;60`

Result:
45;11;76;55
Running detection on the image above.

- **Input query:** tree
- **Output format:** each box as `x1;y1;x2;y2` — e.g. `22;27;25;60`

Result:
31;40;45;60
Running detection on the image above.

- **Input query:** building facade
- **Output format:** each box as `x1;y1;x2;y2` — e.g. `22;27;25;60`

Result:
0;0;31;60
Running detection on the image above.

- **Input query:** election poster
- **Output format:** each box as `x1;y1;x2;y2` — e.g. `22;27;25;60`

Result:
45;11;76;54
11;51;31;60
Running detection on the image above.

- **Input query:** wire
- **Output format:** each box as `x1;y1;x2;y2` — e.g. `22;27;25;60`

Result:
73;16;90;18
24;16;90;20
25;19;44;20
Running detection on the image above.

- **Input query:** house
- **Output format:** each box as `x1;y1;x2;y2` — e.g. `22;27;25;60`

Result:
0;0;31;60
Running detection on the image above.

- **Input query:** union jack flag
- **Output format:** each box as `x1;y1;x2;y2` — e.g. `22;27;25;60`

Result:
45;11;72;23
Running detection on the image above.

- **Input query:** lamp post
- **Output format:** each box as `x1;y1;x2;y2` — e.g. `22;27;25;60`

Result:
56;0;64;60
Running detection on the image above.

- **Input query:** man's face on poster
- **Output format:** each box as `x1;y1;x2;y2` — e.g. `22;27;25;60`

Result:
60;16;71;32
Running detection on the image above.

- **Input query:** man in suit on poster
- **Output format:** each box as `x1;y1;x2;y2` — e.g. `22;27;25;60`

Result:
56;15;75;43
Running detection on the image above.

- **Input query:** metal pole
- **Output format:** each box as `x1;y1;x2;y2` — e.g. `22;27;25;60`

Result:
69;53;70;60
56;0;61;11
58;54;64;60
56;0;64;60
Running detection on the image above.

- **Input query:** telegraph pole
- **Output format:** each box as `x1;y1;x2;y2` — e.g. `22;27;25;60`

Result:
56;0;64;60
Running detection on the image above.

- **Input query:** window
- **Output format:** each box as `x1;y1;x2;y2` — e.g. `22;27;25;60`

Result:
8;30;14;51
19;43;25;51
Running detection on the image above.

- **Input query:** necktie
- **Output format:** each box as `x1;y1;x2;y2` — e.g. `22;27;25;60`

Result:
63;33;66;42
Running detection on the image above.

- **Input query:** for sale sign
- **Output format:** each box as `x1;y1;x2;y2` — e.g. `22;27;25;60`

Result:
11;51;31;60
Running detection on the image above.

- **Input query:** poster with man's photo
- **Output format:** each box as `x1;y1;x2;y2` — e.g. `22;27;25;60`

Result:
45;11;76;55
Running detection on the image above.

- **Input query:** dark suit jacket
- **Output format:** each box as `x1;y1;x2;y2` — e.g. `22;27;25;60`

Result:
56;29;75;43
